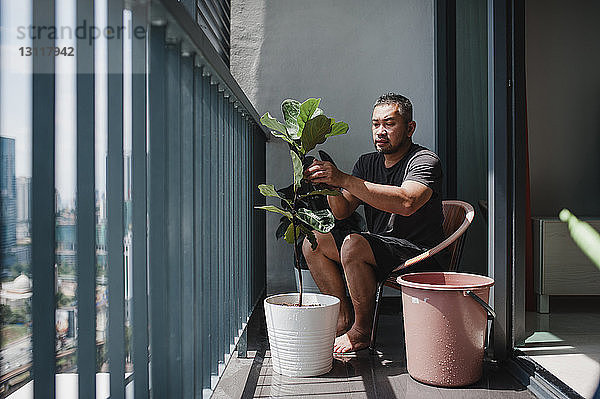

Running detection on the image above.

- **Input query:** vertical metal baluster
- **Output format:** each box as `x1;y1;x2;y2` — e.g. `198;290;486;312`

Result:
107;0;125;397
244;120;253;313
217;89;225;370
248;122;252;306
230;98;235;351
220;93;229;360
165;39;183;398
193;61;204;398
201;70;213;392
226;95;231;353
209;81;219;384
242;118;248;315
180;50;195;399
253;123;257;306
234;106;241;334
131;3;149;398
32;0;56;396
148;24;168;399
254;124;264;307
76;0;96;397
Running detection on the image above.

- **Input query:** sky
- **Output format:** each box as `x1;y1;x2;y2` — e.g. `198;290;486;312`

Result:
0;0;133;207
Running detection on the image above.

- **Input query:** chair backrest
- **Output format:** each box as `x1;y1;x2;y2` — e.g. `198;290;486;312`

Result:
441;200;475;271
389;200;475;275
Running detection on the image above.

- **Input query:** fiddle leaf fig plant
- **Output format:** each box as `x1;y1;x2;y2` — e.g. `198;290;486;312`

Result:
256;98;349;305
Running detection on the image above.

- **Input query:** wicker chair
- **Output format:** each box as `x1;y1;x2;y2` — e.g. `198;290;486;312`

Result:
369;200;475;352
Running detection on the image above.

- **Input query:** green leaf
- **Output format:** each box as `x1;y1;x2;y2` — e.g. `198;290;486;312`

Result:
258;184;283;199
298;98;321;133
299;225;318;250
312;108;324;118
560;209;600;269
301;115;332;153
255;205;293;220
260;112;287;134
276;218;291;240
326;121;349;138
296;208;335;233
291;150;303;191
300;189;342;198
284;223;302;244
260;112;294;145
281;99;301;139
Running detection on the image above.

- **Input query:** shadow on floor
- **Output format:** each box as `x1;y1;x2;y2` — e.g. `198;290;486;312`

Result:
223;297;535;399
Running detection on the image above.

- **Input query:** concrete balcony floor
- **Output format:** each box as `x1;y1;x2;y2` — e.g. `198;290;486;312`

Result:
214;299;536;398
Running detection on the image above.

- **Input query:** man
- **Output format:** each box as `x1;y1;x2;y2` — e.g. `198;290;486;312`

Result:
303;93;446;353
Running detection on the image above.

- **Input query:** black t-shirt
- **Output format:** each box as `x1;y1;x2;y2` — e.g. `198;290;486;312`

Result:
351;143;444;249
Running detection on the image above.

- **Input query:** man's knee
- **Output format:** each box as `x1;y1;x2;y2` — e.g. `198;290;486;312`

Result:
302;231;339;264
340;234;371;266
302;236;315;259
302;231;326;259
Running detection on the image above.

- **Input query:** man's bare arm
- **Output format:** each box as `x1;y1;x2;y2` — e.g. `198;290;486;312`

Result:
305;160;432;217
342;176;432;217
327;189;361;220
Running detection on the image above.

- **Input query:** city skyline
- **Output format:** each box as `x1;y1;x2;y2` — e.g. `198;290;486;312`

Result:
0;0;134;207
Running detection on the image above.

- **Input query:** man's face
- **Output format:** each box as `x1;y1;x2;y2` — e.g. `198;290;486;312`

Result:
371;104;414;154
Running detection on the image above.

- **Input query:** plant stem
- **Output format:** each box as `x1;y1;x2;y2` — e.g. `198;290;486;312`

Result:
292;217;303;307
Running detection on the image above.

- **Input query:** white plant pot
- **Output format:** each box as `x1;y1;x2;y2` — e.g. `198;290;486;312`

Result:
264;293;340;377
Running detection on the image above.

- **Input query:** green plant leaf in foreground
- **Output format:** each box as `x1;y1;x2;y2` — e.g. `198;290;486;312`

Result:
327;121;349;138
275;217;291;240
296;208;335;234
291;150;303;191
299;224;318;250
258;184;283;199
298;98;321;133
300;189;342;198
559;209;600;269
255;205;293;220
282;99;301;139
284;223;302;244
260;112;294;145
301;114;332;153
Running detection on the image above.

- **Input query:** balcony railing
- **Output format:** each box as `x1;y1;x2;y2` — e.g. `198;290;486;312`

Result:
0;0;267;397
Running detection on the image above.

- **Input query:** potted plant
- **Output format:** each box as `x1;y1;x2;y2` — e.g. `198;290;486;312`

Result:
256;97;348;377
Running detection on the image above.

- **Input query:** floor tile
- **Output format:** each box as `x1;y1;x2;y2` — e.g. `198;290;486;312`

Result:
215;298;536;398
521;308;600;398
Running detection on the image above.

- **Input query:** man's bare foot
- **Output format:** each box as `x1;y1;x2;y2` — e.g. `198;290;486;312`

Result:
336;315;353;337
333;326;370;353
336;300;354;337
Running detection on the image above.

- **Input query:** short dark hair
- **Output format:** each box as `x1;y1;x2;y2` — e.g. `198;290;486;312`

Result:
374;93;413;124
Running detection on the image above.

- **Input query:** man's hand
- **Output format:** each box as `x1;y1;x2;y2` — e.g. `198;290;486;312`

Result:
304;160;361;219
304;160;349;188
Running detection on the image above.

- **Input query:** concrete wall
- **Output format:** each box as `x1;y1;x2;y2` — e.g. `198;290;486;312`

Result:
526;0;600;217
231;0;436;294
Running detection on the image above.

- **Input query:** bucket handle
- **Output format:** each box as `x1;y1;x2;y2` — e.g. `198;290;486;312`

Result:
465;290;496;320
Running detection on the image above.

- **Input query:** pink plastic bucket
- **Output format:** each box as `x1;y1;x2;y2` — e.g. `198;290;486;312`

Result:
397;272;495;387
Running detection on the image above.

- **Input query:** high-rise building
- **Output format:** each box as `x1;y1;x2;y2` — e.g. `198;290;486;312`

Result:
16;176;31;222
56;210;77;275
0;137;17;269
16;176;32;241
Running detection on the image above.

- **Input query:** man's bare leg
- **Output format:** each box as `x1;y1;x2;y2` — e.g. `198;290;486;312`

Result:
334;234;377;353
302;232;353;336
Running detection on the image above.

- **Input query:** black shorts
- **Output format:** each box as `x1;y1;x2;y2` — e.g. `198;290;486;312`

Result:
331;231;447;282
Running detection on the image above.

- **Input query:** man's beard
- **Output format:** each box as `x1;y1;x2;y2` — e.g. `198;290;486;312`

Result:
374;144;397;154
374;136;409;154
